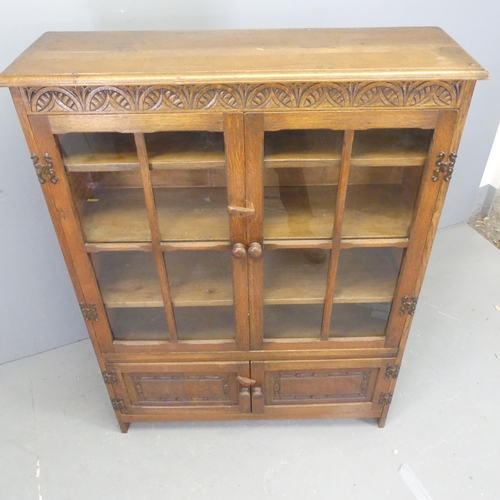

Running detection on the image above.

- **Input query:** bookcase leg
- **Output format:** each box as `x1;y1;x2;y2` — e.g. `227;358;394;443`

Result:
118;418;130;433
377;406;390;428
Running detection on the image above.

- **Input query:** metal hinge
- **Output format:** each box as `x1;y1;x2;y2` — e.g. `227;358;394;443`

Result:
110;397;126;411
432;151;457;182
378;392;393;406
102;370;118;385
399;295;418;316
385;364;401;379
31;152;58;184
79;302;99;322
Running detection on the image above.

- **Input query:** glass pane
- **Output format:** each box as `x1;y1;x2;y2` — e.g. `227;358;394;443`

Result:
344;129;432;238
328;247;403;338
263;130;343;240
59;133;151;243
263;249;330;339
329;304;390;337
144;132;229;242
164;250;235;341
90;252;169;341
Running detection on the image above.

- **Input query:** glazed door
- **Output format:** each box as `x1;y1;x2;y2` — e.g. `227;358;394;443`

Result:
245;110;458;349
30;113;249;353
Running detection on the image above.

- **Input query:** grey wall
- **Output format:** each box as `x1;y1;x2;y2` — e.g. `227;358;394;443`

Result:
1;0;499;364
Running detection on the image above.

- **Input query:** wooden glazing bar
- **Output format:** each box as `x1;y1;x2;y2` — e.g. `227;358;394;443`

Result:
49;113;224;134
134;132;178;342
340;238;408;249
85;242;153;253
161;241;230;252
320;130;355;339
262;109;439;132
264;239;333;250
264;237;409;250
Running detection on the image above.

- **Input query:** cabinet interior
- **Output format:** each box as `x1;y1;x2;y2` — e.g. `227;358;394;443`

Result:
60;127;429;342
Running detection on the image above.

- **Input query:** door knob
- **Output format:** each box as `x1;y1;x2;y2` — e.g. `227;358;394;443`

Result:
231;243;247;259
248;242;263;259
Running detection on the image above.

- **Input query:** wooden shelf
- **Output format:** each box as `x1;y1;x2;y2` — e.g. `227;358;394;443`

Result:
109;308;169;341
264;129;431;168
59;132;225;172
264;247;402;305
264;303;387;339
94;247;400;310
82;184;413;243
60;129;430;173
93;250;233;308
264;184;414;240
82;187;229;242
109;306;235;341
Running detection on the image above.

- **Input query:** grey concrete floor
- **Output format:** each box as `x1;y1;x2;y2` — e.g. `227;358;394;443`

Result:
1;224;499;500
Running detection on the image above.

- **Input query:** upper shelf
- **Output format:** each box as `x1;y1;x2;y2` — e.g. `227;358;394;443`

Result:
264;129;432;168
60;128;431;172
59;132;225;172
0;28;488;86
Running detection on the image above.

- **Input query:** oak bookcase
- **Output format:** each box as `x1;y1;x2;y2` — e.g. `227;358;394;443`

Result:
0;28;487;431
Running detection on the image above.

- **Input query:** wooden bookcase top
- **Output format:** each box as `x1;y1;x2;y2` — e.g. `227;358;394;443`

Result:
0;27;488;86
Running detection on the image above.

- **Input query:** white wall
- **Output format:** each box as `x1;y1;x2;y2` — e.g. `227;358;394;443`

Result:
480;122;500;191
1;0;499;363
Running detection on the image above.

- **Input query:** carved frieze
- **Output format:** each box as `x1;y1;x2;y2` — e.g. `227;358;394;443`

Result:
25;81;462;114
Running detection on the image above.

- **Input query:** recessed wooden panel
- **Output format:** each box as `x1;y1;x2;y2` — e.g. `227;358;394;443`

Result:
257;358;386;411
267;369;374;405
112;362;250;413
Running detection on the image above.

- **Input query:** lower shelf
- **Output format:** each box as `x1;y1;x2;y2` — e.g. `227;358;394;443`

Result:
110;306;235;342
264;303;389;339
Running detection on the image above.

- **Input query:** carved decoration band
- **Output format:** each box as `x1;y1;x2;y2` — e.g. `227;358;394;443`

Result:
25;80;463;114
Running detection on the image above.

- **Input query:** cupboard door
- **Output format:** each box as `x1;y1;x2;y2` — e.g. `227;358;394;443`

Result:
109;361;251;417
245;110;458;349
30;113;249;353
250;359;392;418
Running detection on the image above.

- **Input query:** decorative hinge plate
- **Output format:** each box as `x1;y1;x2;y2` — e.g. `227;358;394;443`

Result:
378;392;393;406
432;151;457;182
385;364;401;379
110;397;126;411
399;295;418;316
102;370;118;385
31;152;58;185
79;302;99;322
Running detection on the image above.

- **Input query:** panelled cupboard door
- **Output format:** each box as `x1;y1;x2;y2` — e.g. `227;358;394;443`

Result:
108;361;252;417
249;359;394;419
245;110;459;350
29;113;249;354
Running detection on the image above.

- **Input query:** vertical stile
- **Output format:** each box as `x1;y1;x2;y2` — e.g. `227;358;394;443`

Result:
134;133;178;342
320;130;355;339
224;114;250;350
245;113;265;349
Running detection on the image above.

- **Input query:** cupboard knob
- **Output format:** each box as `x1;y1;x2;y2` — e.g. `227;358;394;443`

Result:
248;242;263;259
231;243;246;259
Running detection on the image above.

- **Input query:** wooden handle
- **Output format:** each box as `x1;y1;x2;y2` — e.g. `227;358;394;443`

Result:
237;375;256;387
248;242;263;259
252;387;265;414
231;243;246;259
238;387;251;413
227;204;255;218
